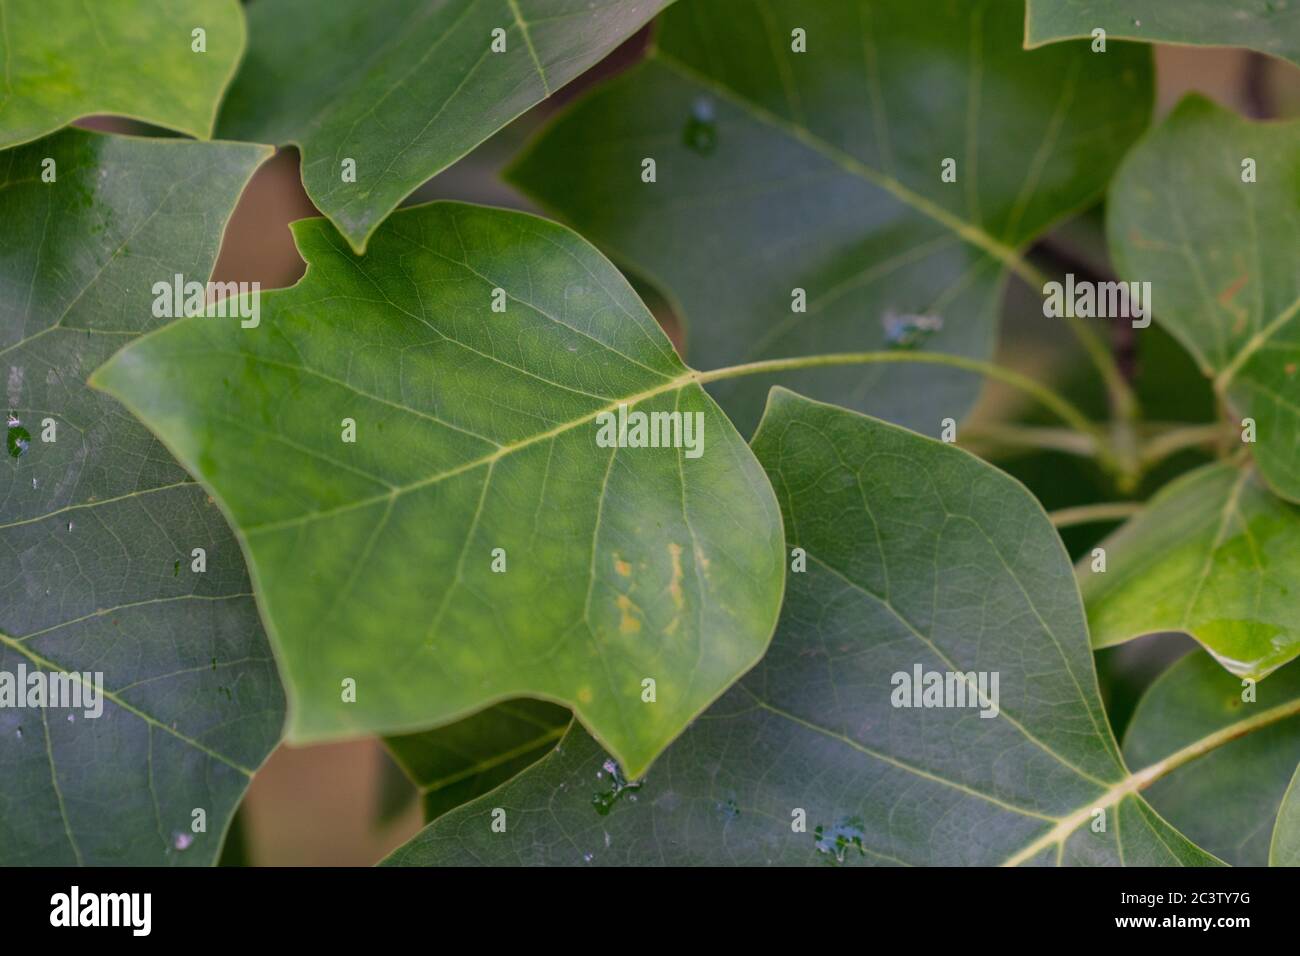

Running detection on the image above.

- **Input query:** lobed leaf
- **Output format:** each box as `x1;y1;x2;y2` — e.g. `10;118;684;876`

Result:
93;200;786;780
383;390;1217;866
0;0;246;149
509;0;1153;434
217;0;673;253
0;129;281;865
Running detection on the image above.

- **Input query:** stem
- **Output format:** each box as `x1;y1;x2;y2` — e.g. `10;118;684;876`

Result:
1003;693;1300;866
1133;695;1300;790
1048;502;1142;528
1015;259;1141;428
960;423;1097;459
698;351;1106;452
1139;423;1230;469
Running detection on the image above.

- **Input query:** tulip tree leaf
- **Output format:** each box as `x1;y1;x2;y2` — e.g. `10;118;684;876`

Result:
1025;0;1300;67
1109;96;1300;503
0;0;246;149
1273;764;1300;866
216;0;673;254
93;200;786;780
0;129;282;865
386;699;570;822
1082;463;1300;680
508;0;1153;435
1122;652;1300;867
383;389;1217;867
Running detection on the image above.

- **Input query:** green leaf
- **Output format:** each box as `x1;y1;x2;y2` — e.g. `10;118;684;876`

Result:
0;129;281;865
1272;764;1300;866
0;0;246;149
508;0;1153;434
92;200;786;781
1122;652;1300;866
374;747;419;828
386;699;570;822
1109;96;1300;502
216;0;672;253
383;389;1217;866
1026;0;1300;67
1082;463;1300;680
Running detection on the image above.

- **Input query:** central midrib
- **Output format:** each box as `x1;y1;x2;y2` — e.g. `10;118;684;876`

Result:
241;367;703;535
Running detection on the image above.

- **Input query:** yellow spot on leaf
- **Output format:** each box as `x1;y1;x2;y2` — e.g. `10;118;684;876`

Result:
1217;272;1249;305
668;542;684;609
614;555;631;577
616;595;641;634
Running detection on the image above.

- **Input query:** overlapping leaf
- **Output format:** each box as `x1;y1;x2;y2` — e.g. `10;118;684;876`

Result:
1082;463;1300;680
217;0;673;253
94;201;786;780
1109;96;1300;502
386;699;570;821
1123;652;1300;866
1273;765;1300;865
0;130;281;865
1026;0;1300;67
383;390;1216;866
0;0;246;149
509;0;1152;434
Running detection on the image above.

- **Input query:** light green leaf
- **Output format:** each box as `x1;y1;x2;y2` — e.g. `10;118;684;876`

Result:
1109;96;1300;502
0;0;246;149
216;0;672;253
383;389;1217;867
92;200;786;780
0;129;281;865
509;0;1152;434
1026;0;1300;67
1082;463;1300;680
1272;764;1300;865
386;699;570;822
1123;652;1300;866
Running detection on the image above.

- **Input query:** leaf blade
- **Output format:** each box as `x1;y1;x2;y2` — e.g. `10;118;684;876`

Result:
1026;0;1300;67
0;129;281;866
216;0;673;252
1108;95;1300;502
509;0;1153;433
383;389;1216;866
385;699;570;822
1123;652;1300;867
93;200;787;780
1271;764;1300;866
0;0;246;148
1081;462;1300;680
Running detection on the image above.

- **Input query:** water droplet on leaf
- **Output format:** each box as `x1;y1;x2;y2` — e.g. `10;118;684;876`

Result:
683;97;718;156
883;311;943;350
592;757;643;815
813;816;868;865
6;413;30;458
